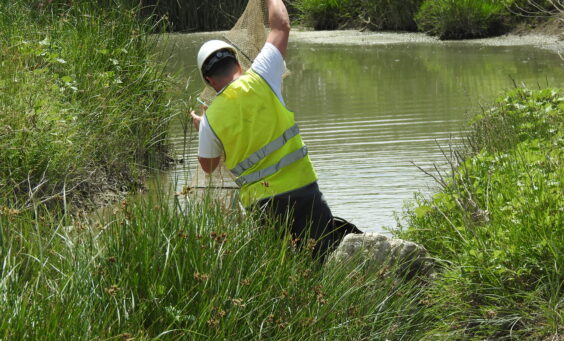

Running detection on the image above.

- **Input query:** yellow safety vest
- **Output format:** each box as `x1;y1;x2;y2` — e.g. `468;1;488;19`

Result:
206;70;317;206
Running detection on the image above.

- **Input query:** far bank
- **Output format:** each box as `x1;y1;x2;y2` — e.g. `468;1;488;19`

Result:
141;0;563;42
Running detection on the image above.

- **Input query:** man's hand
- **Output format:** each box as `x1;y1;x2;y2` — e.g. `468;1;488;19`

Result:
190;110;202;131
190;104;207;131
266;0;290;57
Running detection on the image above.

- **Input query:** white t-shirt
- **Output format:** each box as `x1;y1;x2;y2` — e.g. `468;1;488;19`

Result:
198;43;286;158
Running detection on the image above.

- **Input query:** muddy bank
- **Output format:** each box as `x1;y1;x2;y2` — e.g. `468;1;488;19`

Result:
289;30;438;45
289;30;563;55
178;30;562;55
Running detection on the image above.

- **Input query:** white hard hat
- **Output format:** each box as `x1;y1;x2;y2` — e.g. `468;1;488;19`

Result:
197;40;237;84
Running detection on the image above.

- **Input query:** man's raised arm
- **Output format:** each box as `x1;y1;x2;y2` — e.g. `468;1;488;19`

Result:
265;0;290;57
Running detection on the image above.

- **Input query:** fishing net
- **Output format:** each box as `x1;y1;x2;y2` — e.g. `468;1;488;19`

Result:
198;0;268;105
191;0;270;198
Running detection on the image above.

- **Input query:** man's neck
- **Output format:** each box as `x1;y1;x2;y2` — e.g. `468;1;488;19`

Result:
214;70;243;93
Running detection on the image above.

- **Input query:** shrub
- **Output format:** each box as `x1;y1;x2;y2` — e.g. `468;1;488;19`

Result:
415;0;511;39
293;0;352;30
140;0;248;32
293;0;424;31
353;0;424;31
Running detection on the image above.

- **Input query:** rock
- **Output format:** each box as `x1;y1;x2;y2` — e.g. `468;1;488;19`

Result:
328;233;435;278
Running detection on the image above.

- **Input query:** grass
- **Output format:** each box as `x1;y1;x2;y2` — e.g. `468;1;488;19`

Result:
395;87;563;338
292;0;423;30
1;86;560;339
140;0;248;32
415;0;510;39
291;0;562;39
1;0;561;338
0;189;433;339
0;1;174;209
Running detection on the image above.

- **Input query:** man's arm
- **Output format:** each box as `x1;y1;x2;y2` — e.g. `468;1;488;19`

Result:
191;108;222;174
266;0;290;57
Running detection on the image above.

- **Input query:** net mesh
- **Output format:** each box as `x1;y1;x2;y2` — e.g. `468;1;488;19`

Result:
191;0;270;195
199;0;268;105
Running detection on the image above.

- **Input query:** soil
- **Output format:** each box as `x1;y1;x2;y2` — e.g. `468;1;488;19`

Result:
289;25;563;56
174;23;562;55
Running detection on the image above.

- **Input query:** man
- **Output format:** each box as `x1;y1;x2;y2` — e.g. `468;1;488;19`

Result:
190;0;360;258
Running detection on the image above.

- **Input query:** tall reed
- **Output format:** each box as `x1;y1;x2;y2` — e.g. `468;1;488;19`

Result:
0;189;432;339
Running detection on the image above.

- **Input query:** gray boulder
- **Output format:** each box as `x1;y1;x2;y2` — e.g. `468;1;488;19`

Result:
328;233;435;278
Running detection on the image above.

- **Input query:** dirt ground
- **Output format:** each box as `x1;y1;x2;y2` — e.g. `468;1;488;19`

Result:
289;28;563;56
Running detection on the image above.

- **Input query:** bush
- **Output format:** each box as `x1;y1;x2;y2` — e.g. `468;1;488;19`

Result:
353;0;423;31
140;0;248;32
293;0;352;30
415;0;510;39
293;0;423;31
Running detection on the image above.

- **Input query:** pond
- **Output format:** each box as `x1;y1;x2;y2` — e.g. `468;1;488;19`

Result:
163;32;564;232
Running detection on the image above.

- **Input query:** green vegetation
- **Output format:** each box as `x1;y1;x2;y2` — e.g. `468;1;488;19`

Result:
1;84;560;338
291;0;562;39
396;87;563;338
140;0;248;32
0;1;173;209
0;191;432;339
415;0;509;39
292;0;423;30
92;0;561;39
1;0;561;339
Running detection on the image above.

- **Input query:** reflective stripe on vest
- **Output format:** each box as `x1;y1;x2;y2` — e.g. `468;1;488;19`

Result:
235;145;308;186
231;123;300;177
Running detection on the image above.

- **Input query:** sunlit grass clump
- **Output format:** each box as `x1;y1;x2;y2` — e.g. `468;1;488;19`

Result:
0;192;432;339
396;87;563;339
0;1;172;209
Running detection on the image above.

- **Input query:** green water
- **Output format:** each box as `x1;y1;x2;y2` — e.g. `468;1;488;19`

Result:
164;33;564;232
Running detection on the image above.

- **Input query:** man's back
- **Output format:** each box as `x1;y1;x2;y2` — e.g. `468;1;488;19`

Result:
205;69;317;206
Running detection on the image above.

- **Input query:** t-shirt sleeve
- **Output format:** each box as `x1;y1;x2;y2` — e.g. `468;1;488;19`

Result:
251;42;285;105
198;114;223;158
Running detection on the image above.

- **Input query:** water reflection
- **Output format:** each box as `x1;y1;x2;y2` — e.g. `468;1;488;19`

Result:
163;33;564;232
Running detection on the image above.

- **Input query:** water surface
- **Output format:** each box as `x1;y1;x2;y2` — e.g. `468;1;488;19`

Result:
163;33;564;232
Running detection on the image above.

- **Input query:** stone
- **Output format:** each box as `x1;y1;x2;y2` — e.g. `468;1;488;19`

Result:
328;233;435;278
